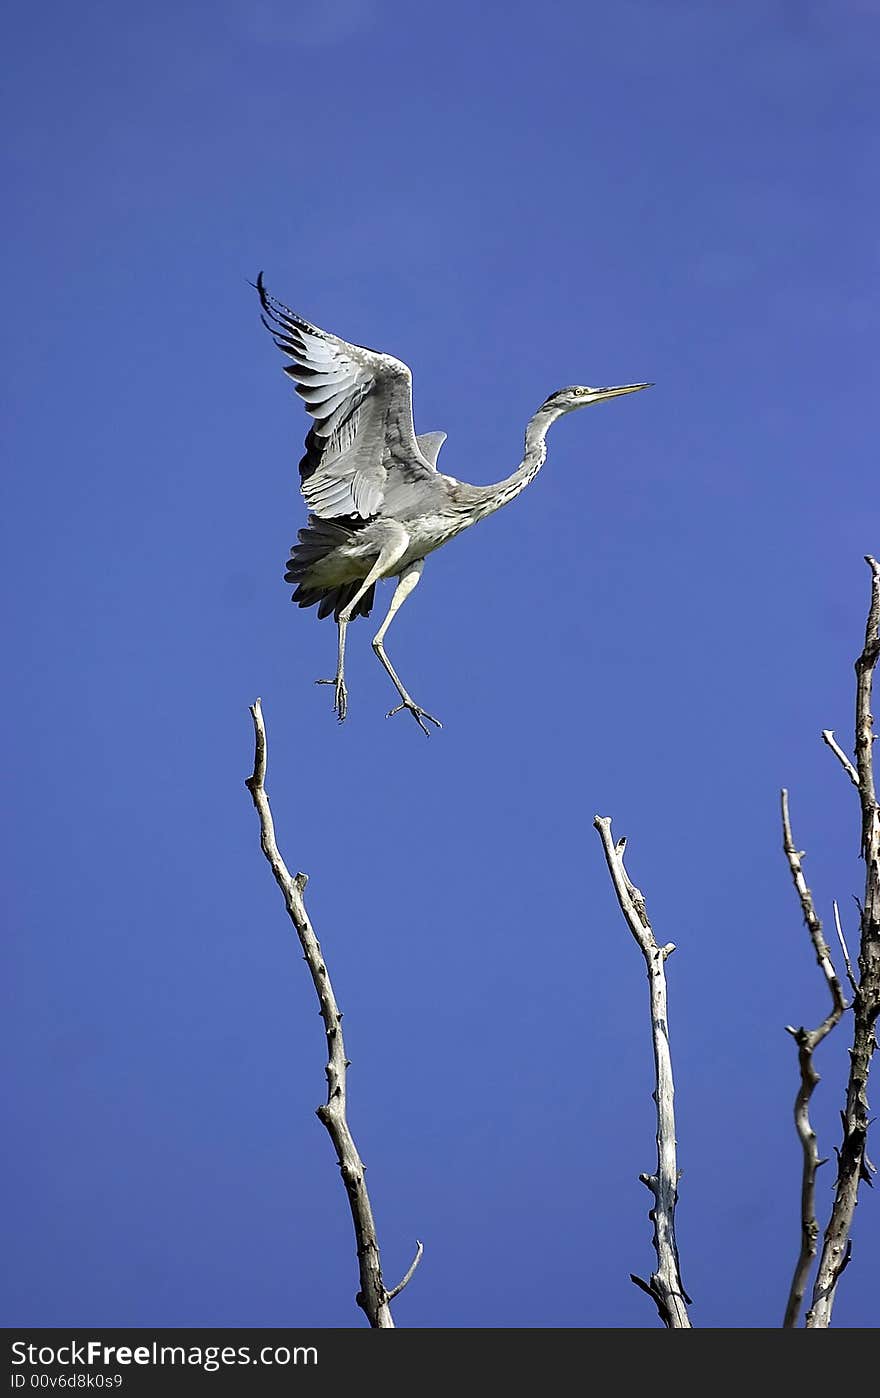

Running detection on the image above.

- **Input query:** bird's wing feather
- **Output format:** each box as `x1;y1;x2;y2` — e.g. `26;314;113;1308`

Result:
257;273;439;520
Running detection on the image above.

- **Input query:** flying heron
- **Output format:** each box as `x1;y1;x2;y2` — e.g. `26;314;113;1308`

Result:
257;273;650;734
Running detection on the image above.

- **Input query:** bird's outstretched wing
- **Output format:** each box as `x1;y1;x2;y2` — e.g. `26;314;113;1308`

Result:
257;273;439;520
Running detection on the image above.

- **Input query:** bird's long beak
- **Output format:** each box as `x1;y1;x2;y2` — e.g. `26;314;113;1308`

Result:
591;382;653;403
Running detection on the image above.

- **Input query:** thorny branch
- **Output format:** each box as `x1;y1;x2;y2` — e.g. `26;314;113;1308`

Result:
805;556;880;1328
245;698;416;1328
779;788;846;1328
593;817;691;1329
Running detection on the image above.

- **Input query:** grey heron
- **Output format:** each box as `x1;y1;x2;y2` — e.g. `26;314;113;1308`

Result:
257;273;649;734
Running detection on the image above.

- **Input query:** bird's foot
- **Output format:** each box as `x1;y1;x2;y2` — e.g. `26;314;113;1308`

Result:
386;698;442;737
316;675;348;722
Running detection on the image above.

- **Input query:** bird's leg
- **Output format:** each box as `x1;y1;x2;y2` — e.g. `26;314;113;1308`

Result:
316;535;409;724
315;616;349;721
371;560;442;736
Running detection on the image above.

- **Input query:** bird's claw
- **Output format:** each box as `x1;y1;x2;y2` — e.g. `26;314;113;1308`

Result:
316;676;348;722
386;699;442;736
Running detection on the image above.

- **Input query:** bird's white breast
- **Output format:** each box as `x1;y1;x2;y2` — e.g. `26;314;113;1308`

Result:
398;512;466;568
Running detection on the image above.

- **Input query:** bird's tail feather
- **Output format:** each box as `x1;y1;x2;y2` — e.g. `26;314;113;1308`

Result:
289;578;376;621
285;516;375;621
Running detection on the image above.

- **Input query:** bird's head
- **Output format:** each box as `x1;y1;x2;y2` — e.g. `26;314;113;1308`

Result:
541;383;652;415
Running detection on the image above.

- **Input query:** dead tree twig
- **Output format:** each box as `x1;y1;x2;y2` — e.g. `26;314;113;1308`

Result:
245;697;410;1328
821;730;860;790
386;1241;424;1302
832;900;858;998
806;556;880;1327
779;789;846;1328
593;817;691;1329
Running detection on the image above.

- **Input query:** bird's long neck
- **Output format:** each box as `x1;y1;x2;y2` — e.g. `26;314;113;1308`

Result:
459;403;564;522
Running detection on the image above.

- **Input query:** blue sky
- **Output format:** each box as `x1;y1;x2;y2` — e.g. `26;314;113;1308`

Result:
3;0;878;1328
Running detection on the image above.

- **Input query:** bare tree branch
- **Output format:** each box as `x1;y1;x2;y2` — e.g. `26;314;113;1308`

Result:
593;816;691;1329
807;556;880;1327
386;1241;424;1302
245;698;403;1328
833;900;858;998
821;730;861;790
779;788;846;1327
780;790;848;1025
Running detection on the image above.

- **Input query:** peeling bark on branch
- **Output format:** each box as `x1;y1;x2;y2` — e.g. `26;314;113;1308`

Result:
593;817;691;1329
245;698;411;1328
806;557;880;1328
